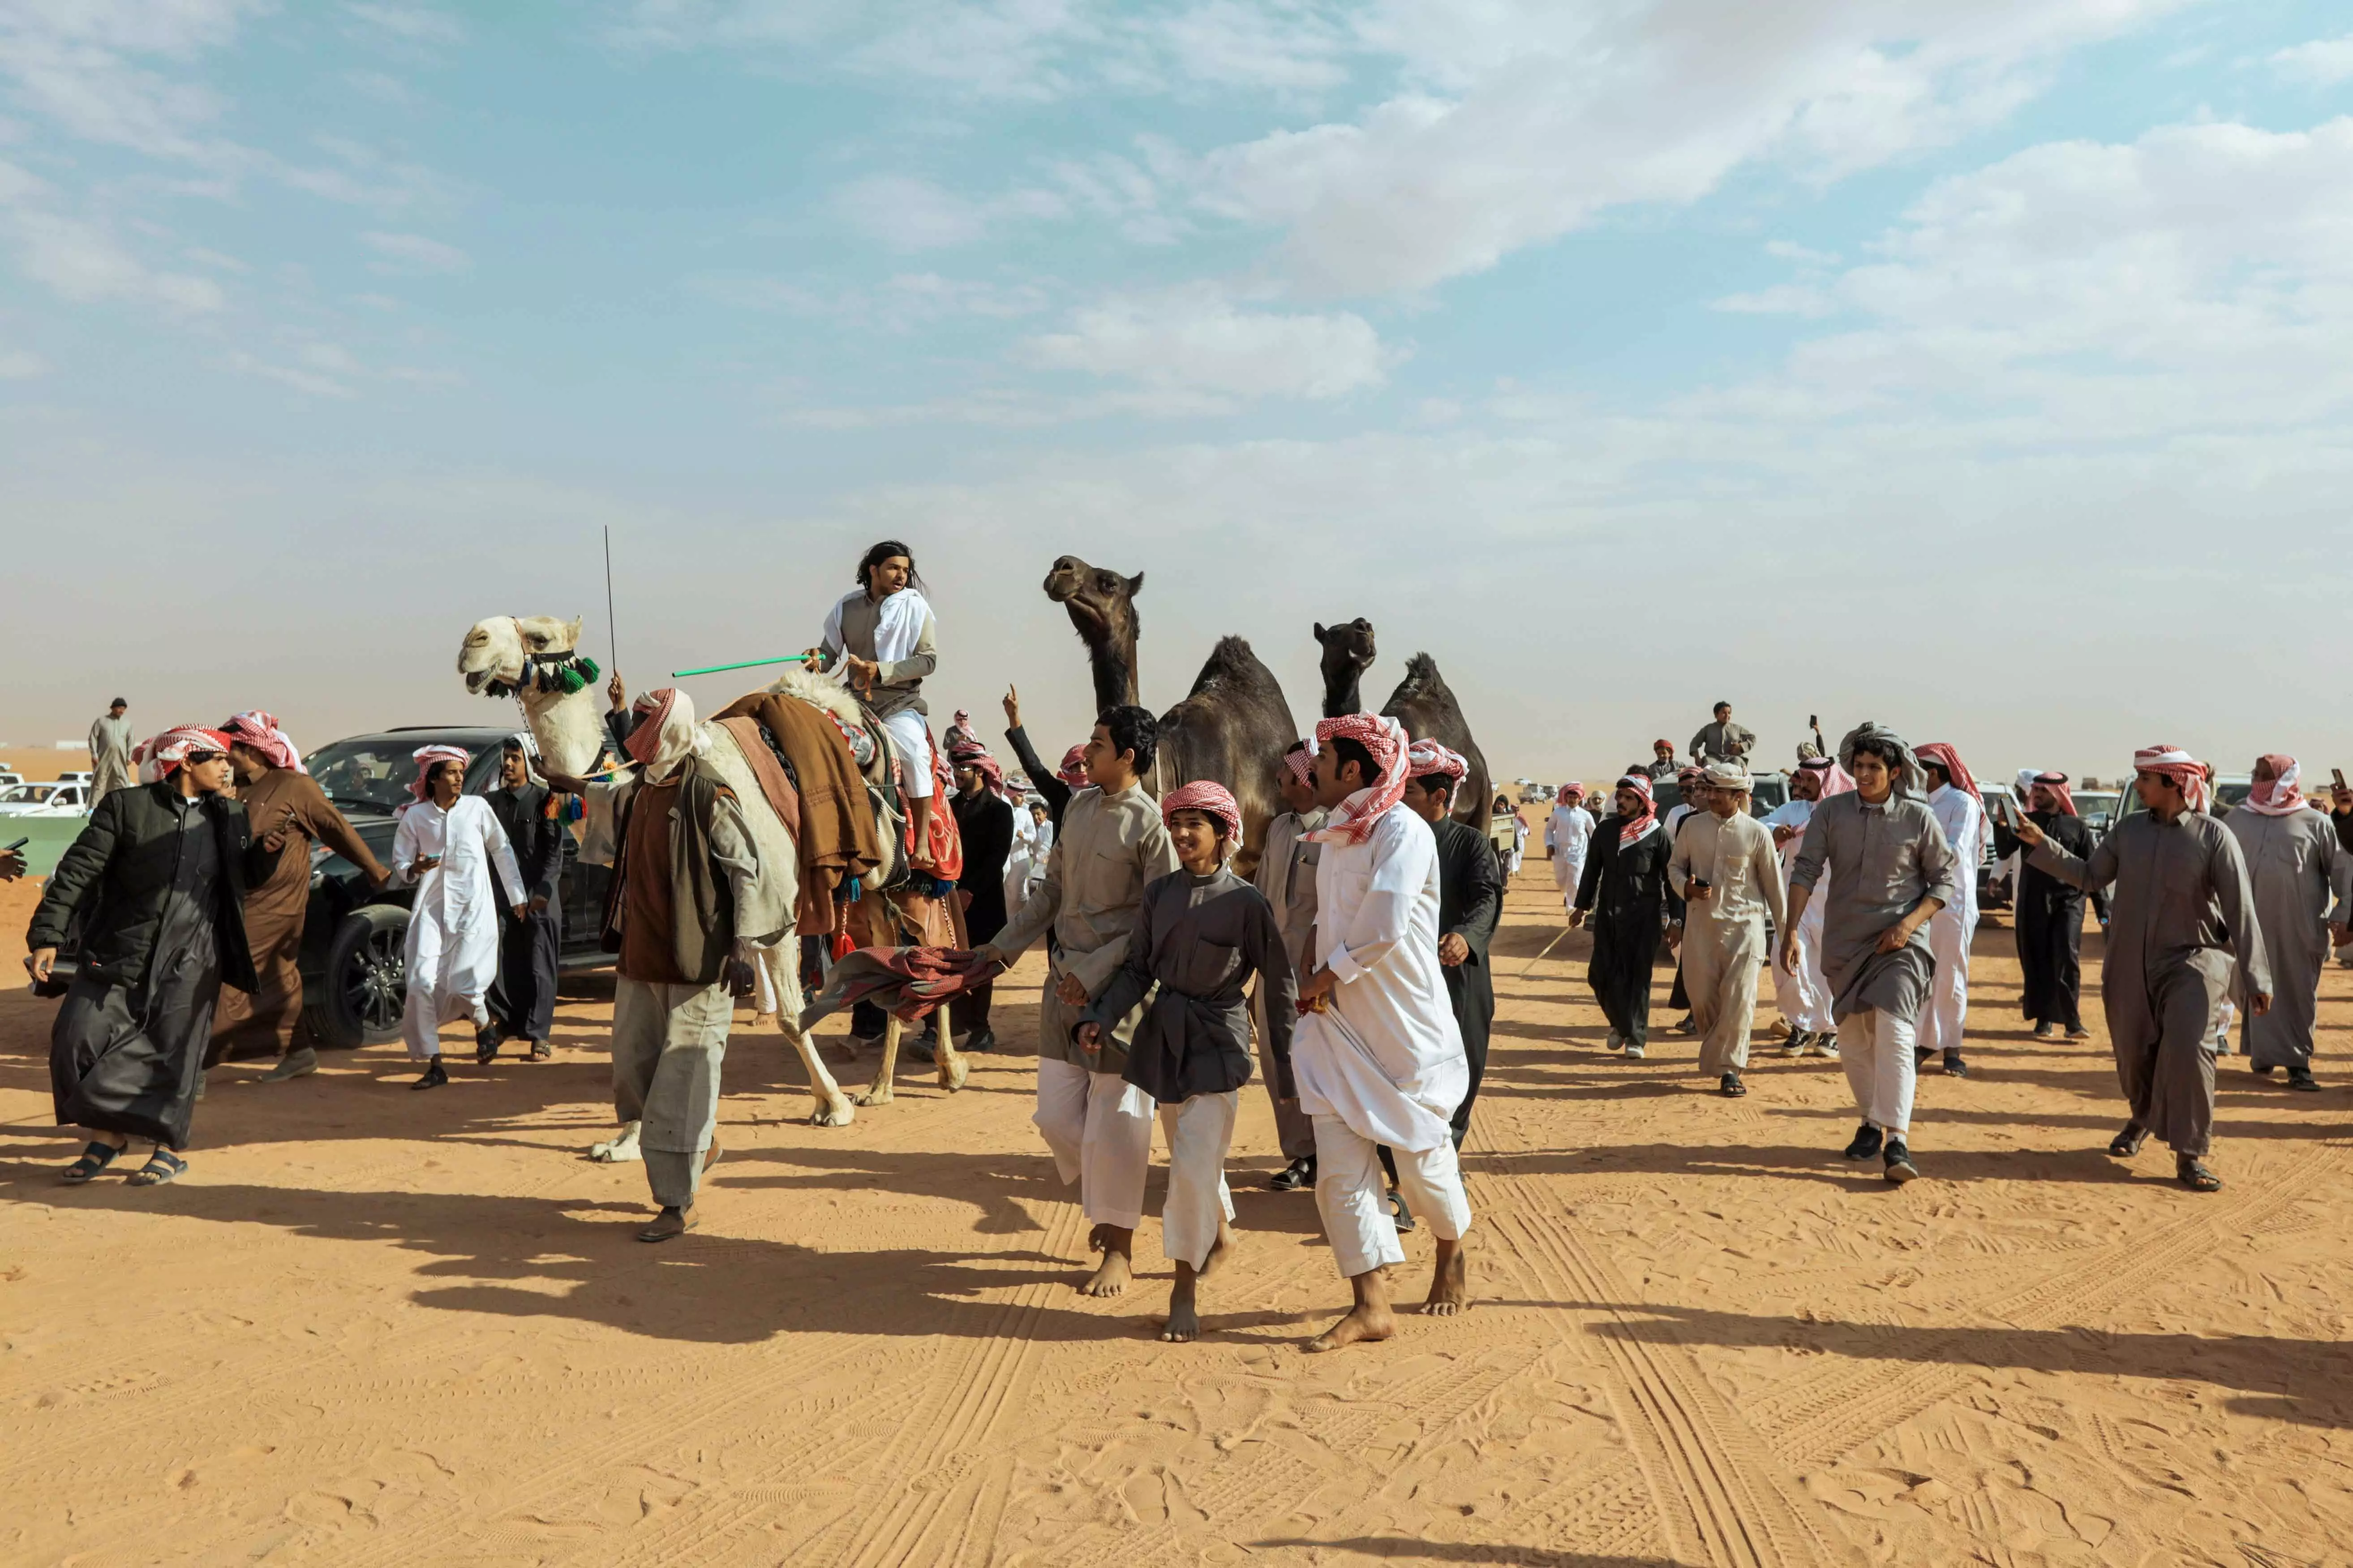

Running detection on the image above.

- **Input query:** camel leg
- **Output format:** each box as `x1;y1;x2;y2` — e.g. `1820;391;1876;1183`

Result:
783;1019;856;1127
857;1015;901;1106
590;1121;643;1163
935;1010;967;1093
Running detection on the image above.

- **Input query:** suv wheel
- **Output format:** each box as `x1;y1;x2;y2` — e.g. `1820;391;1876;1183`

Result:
305;904;409;1050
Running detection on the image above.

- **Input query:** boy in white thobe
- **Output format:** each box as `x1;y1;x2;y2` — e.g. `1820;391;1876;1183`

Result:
1760;759;1838;1055
1546;785;1594;924
389;745;527;1090
1290;713;1473;1352
1917;743;1986;1079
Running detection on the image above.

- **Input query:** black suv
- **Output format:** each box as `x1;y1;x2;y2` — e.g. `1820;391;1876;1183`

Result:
294;728;613;1047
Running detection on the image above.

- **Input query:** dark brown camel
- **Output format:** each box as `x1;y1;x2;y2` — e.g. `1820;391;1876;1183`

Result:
1313;618;1491;831
1044;555;1299;876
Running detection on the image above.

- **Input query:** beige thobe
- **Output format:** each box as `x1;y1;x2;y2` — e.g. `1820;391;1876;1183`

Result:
1669;810;1786;1074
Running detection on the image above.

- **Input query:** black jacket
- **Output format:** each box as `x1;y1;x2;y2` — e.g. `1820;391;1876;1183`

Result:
488;783;567;905
28;780;272;994
1576;820;1672;931
1432;817;1503;969
951;787;1015;941
1003;724;1072;828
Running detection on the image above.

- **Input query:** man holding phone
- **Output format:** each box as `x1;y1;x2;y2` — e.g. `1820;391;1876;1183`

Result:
1;837;26;882
1671;763;1786;1097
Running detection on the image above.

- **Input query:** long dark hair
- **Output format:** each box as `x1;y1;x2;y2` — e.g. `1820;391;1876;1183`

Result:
857;539;925;594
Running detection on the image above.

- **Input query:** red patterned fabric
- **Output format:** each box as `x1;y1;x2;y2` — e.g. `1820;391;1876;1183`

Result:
221;711;305;773
2244;754;2306;817
1162;780;1244;846
1406;738;1467;780
1303;713;1409;846
407;743;471;801
134;725;233;783
1284;745;1316;788
2134;745;2211;813
1056;745;1089;788
2031;771;2077;817
1914;742;1979;803
1613;772;1657;845
1559;781;1584;801
947;735;1008;800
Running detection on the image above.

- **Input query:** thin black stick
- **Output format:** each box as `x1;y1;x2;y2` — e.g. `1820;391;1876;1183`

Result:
603;525;618;672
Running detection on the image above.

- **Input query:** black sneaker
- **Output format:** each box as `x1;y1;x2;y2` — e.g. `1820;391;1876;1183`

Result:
1842;1123;1883;1161
1943;1053;1969;1078
2287;1067;2321;1092
1883;1139;1919;1185
962;1027;996;1054
411;1057;449;1091
1268;1155;1316;1191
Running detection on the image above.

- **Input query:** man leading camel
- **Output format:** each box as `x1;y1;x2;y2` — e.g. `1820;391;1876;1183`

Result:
977;704;1179;1297
1291;714;1473;1351
212;710;388;1082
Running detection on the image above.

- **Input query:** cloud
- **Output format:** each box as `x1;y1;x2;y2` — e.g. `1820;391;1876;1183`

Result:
830;174;1064;250
0;0;263;161
0;346;47;377
228;351;358;399
1022;286;1394;400
343;4;464;46
2271;34;2353;86
691;269;1052;327
361;229;469;274
1194;0;2198;295
11;210;225;311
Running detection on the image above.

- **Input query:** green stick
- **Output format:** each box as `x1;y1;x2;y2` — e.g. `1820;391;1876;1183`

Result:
669;655;815;679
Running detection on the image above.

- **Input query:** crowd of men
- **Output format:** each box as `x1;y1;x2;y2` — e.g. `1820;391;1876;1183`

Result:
14;546;2346;1341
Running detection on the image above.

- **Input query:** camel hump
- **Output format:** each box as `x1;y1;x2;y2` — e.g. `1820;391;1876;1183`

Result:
1390;651;1456;707
1185;634;1278;697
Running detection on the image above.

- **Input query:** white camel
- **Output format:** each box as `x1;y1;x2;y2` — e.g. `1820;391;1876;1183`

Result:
454;614;965;1141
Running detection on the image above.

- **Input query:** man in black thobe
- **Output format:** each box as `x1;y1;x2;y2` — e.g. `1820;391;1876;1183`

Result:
484;737;567;1062
26;727;275;1186
1573;775;1674;1059
1404;742;1503;1148
949;742;1015;1052
1992;771;2100;1038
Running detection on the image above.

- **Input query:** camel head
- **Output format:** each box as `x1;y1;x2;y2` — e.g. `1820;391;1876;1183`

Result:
458;615;584;696
1043;555;1142;648
1314;618;1377;710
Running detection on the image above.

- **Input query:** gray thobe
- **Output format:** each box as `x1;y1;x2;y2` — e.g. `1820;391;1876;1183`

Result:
2220;807;2348;1069
2031;812;2271;1157
991;782;1180;1075
88;713;133;803
1249;807;1324;1160
1791;792;1959;1024
1670;810;1786;1074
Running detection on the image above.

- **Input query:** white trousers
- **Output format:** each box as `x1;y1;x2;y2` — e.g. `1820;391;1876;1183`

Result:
1837;1009;1918;1136
1552;854;1585;919
1313;1114;1472;1280
880;710;935;799
401;985;488;1058
1034;1057;1154;1230
1157;1092;1238;1269
1919;901;1975;1057
1773;904;1834;1035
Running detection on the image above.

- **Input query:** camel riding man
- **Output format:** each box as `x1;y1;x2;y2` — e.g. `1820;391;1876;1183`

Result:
808;540;943;867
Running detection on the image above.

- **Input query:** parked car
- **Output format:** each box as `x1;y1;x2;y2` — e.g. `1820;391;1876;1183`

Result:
2111;774;2252;827
1649;773;1790;818
0;780;90;816
43;727;614;1050
57;770;94;785
0;767;23;788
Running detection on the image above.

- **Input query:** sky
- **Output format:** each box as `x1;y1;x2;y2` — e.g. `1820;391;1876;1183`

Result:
3;0;2349;786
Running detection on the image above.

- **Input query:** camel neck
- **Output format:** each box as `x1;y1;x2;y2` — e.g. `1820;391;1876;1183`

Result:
1088;643;1138;712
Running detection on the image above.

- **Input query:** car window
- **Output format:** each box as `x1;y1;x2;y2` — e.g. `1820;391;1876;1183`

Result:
1;783;56;804
306;739;505;814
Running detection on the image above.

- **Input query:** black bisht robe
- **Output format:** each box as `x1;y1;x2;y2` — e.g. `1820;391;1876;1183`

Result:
1576;820;1672;1048
1432;817;1503;1146
1996;811;2100;1031
487;782;567;1044
1082;867;1295;1104
950;786;1015;1037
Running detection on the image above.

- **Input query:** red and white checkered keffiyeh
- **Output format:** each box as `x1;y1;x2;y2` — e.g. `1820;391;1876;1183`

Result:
1056;745;1089;788
1613;772;1659;844
1406;738;1467;781
408;744;472;801
2243;754;2306;817
1162;779;1245;852
1914;742;1978;803
1559;781;1585;802
2134;745;2211;813
947;734;1009;800
1304;713;1408;846
221;710;306;774
1284;744;1317;789
133;725;233;783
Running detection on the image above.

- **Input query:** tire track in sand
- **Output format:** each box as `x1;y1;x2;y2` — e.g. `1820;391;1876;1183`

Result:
1489;1170;1835;1568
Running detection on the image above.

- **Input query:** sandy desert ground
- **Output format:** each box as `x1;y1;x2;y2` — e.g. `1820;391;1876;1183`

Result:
4;842;2350;1567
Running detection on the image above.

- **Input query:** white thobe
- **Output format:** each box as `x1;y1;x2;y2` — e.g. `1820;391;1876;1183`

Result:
1547;805;1594;918
1761;798;1833;1033
391;795;526;1058
1292;805;1473;1278
1921;784;1984;1058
